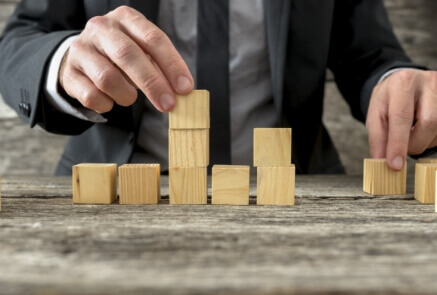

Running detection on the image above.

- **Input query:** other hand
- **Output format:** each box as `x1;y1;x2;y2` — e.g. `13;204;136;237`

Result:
366;69;437;170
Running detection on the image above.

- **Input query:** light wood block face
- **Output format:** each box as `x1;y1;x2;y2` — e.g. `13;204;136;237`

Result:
418;158;437;164
253;128;292;167
72;164;117;204
169;167;207;205
0;175;2;212
363;159;406;196
168;129;209;168
119;164;161;205
169;90;210;129
257;166;295;206
212;165;250;206
414;163;437;204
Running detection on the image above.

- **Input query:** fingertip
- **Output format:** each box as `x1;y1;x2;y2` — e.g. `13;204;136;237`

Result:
159;93;175;112
389;155;405;171
176;76;193;94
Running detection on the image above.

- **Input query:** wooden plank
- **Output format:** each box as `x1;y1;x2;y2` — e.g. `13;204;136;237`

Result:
118;164;160;205
169;90;210;129
363;159;406;195
257;166;295;206
414;163;437;204
72;163;117;204
169;167;207;204
211;165;250;205
253;128;292;167
168;129;209;168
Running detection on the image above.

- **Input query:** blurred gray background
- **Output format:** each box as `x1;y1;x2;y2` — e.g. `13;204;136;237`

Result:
1;0;436;175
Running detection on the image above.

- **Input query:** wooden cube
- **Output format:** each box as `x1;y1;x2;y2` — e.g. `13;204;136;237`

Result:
414;163;437;204
169;90;210;129
212;165;250;205
0;175;2;212
169;167;207;204
257;166;295;206
363;159;406;195
168;129;209;168
72;164;117;204
118;164;161;205
418;158;437;164
435;173;437;212
253;128;292;167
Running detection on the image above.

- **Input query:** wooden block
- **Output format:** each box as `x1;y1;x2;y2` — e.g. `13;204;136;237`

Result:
414;163;437;204
168;129;209;168
169;167;207;205
363;159;406;195
0;175;2;212
253;128;292;167
418;158;437;164
435;173;437;212
72;164;117;204
212;165;250;205
257;166;295;206
118;164;161;205
169;90;210;129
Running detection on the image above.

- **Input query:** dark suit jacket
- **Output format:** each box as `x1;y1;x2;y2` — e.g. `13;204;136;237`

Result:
0;0;426;175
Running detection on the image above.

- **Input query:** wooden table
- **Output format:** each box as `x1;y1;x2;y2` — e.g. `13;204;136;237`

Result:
0;175;436;294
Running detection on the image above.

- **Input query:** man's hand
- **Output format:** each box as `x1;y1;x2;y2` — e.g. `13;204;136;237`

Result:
59;6;194;113
366;69;437;170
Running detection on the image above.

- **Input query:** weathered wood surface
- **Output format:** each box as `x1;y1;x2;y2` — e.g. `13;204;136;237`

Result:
1;175;437;294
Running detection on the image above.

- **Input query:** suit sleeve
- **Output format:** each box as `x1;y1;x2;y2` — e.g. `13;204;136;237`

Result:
327;0;427;123
0;0;93;135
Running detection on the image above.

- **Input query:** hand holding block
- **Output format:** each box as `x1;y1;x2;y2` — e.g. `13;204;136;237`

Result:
212;165;250;205
363;159;406;195
119;164;161;205
72;164;117;204
169;167;207;204
254;128;292;167
257;166;295;206
169;90;210;129
414;163;437;204
168;129;209;168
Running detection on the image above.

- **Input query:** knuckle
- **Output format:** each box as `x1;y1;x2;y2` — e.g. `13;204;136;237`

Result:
81;88;100;109
421;114;437;129
86;16;107;31
95;68;117;90
143;28;165;46
394;106;412;121
395;70;414;84
141;74;161;91
113;40;136;60
69;39;85;55
114;5;134;17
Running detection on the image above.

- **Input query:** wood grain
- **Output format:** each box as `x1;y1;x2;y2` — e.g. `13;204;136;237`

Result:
169;90;210;129
418;158;437;164
72;164;117;204
256;166;295;206
414;163;437;204
363;159;407;195
211;165;250;205
169;167;207;204
118;164;160;205
253;128;292;167
168;129;209;168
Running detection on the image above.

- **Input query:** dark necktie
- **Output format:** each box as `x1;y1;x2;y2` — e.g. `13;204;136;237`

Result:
196;0;231;166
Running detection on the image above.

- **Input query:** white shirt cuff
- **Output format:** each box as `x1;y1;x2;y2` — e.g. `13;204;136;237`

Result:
44;35;107;123
377;68;411;84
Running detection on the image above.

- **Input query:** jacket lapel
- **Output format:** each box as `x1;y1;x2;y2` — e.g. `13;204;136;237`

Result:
264;0;291;113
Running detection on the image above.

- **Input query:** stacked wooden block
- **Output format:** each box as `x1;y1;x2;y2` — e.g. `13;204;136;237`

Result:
363;159;406;195
168;90;209;204
254;128;295;205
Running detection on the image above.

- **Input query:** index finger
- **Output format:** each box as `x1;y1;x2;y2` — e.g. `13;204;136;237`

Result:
109;7;194;94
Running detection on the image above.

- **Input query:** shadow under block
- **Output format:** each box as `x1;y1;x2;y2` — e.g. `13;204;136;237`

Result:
418;158;437;164
119;164;161;205
363;159;406;195
168;129;209;168
212;165;250;205
253;128;292;167
414;163;437;204
72;164;117;204
257;166;295;206
169;90;210;129
169;167;207;204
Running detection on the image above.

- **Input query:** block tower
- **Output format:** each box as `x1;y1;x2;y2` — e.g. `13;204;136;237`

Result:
168;90;210;204
254;128;295;205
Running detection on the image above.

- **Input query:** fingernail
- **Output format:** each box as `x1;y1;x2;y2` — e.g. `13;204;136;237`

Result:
391;156;404;170
160;94;174;111
177;76;192;93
